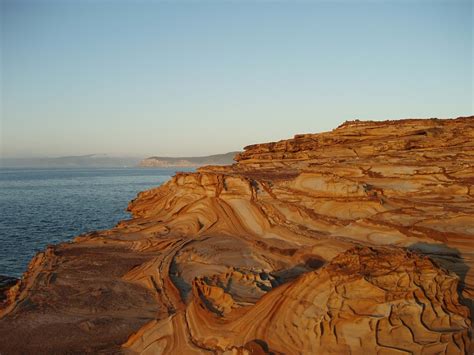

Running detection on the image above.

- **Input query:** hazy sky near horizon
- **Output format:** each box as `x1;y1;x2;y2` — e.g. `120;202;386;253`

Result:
1;0;472;158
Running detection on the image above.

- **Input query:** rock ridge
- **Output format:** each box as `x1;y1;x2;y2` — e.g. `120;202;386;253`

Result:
0;116;473;354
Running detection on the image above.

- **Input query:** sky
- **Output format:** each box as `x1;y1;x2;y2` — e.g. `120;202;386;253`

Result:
1;0;472;158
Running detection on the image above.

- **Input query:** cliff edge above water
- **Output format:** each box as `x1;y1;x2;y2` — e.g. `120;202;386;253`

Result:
1;116;473;354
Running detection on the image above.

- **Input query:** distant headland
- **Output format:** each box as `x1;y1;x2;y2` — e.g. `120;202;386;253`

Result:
0;152;240;169
138;151;239;167
0;154;142;168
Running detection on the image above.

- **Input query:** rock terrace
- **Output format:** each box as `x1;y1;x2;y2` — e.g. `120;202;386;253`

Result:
0;116;473;354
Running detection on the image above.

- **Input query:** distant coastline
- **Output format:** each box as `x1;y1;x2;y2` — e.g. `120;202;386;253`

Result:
138;151;238;168
0;154;142;168
0;152;239;169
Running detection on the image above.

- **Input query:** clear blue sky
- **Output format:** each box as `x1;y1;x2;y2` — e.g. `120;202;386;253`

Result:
1;0;472;158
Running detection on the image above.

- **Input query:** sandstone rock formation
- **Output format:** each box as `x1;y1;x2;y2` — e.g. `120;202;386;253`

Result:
0;117;473;354
0;276;17;304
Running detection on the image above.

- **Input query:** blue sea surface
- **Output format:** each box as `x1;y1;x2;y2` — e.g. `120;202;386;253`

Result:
0;167;188;277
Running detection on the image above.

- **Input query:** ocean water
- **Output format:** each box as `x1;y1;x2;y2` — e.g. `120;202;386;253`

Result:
0;167;189;277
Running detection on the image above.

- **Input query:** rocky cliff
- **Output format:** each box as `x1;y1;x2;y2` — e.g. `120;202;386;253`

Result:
0;117;473;354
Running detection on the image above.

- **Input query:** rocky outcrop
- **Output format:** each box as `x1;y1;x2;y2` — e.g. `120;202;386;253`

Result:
0;276;17;304
184;247;470;354
0;117;473;354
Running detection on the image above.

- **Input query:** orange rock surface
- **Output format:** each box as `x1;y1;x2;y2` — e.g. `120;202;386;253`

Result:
0;117;473;354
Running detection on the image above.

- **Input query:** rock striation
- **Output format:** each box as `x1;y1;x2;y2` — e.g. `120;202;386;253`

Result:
0;117;473;354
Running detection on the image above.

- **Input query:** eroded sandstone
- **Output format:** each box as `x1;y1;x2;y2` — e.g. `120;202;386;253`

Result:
0;117;473;354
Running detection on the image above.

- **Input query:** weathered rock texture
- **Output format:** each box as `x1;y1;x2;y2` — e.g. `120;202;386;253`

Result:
0;117;473;354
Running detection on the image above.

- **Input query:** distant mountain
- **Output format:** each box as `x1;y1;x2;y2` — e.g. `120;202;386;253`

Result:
0;154;142;168
138;152;239;168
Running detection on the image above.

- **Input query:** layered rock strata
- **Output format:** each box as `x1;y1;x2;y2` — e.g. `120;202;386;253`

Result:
0;117;473;354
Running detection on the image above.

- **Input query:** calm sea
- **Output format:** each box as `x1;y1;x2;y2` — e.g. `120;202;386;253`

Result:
0;167;188;277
